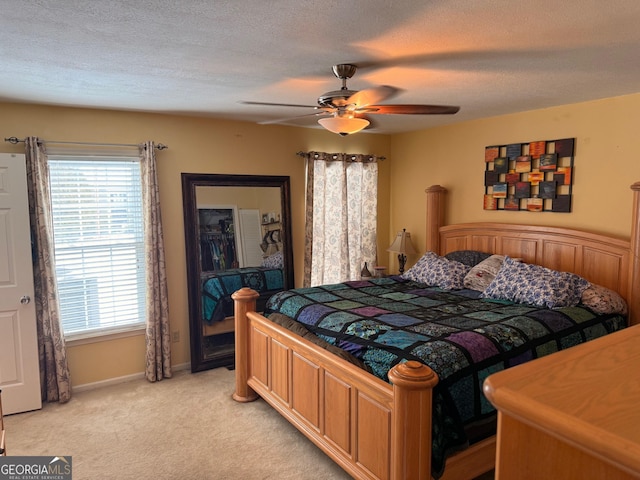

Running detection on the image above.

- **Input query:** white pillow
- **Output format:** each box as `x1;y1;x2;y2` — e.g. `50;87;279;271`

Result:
463;255;506;291
580;283;628;315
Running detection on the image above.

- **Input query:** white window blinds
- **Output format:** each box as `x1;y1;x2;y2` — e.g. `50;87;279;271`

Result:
48;156;146;337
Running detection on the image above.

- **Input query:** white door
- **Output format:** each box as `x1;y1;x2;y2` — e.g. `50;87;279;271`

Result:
238;209;264;267
0;153;41;414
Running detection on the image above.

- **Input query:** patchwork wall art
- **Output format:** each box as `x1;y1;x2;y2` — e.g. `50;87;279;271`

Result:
484;138;575;212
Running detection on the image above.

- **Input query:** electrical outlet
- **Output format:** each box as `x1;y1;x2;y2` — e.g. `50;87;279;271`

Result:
172;331;180;343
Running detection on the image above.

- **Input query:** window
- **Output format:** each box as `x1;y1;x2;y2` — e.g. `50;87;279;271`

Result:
48;156;146;338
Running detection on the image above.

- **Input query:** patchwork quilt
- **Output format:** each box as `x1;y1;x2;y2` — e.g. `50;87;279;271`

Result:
202;267;284;323
264;275;627;478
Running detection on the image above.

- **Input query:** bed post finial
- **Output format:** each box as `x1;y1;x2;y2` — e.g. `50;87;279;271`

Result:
232;287;260;402
425;185;447;254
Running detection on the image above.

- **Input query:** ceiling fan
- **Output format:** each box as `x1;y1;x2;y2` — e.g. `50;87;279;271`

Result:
242;63;460;135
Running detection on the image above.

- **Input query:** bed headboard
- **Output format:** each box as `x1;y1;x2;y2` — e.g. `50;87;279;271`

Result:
425;184;640;326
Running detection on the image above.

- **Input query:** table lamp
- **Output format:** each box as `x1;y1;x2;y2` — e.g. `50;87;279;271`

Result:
387;228;417;274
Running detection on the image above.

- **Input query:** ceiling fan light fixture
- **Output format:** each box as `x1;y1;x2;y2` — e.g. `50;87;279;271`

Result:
318;116;370;136
244;64;459;132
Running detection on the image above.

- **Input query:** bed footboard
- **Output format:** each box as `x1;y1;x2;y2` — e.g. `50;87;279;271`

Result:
233;287;439;480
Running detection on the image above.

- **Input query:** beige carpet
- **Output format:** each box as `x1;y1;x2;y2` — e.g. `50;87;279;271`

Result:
4;367;495;480
4;368;351;480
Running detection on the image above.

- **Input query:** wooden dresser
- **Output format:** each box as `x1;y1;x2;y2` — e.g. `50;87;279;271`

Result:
483;325;640;479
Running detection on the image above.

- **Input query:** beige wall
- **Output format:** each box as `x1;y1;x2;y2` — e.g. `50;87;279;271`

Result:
3;91;640;387
0;102;391;386
390;93;640;268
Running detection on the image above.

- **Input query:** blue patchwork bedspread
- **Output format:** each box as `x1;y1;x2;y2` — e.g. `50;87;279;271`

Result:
264;275;627;478
202;267;284;323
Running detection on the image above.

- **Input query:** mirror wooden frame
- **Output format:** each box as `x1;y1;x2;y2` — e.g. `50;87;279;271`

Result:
181;173;294;372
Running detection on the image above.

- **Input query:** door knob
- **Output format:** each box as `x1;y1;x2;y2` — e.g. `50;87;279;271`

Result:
20;295;31;304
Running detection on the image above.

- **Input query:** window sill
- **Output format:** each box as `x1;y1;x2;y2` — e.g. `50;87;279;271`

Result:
65;325;146;347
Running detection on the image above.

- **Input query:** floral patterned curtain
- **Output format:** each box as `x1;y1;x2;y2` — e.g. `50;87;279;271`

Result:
302;152;379;287
140;142;172;382
24;137;72;403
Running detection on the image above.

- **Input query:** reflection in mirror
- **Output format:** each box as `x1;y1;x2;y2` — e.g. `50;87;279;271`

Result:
182;174;293;372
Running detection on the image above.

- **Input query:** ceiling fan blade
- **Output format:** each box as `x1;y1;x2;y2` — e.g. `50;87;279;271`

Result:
240;100;320;109
258;110;331;125
351;48;556;73
366;104;460;115
347;86;398;108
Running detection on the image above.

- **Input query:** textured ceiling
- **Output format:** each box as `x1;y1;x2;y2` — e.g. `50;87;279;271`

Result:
3;0;640;134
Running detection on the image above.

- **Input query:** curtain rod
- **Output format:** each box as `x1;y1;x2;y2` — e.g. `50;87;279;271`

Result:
4;136;168;150
296;151;385;161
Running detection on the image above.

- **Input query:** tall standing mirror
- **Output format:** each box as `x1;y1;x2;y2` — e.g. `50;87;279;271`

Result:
182;173;294;372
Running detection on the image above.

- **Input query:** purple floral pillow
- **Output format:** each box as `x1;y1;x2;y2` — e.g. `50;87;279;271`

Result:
401;251;470;290
480;256;590;308
261;250;283;269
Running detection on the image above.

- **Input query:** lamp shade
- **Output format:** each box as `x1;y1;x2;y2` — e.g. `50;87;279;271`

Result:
387;229;417;254
318;116;370;136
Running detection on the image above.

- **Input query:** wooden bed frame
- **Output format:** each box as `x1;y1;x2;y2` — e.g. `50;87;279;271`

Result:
232;183;640;480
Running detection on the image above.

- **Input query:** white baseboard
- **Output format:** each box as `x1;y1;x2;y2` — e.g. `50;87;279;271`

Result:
72;362;191;393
